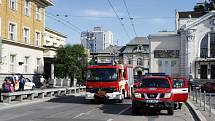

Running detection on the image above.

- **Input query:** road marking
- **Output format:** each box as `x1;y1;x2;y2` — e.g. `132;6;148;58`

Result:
118;106;131;115
73;105;103;119
107;119;113;121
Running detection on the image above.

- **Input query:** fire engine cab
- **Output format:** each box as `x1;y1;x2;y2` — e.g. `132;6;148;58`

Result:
132;73;189;115
132;74;174;115
85;62;134;103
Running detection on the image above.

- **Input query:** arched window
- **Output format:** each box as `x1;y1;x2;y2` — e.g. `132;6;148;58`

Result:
200;35;208;58
137;58;142;66
200;33;215;58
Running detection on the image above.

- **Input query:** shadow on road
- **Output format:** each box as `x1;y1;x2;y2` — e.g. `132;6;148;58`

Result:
47;96;172;116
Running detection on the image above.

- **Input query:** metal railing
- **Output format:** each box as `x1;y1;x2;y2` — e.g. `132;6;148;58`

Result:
0;86;86;103
190;88;215;117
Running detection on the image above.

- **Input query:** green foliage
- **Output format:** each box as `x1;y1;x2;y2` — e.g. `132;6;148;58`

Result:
54;44;88;83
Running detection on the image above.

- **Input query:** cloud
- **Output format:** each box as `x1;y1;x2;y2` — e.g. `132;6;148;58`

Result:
83;9;115;17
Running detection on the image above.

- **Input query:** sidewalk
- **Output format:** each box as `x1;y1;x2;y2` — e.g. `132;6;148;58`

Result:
0;92;86;111
188;93;215;121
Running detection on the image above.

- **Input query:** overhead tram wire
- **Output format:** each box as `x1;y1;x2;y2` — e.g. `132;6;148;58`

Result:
107;0;131;40
1;1;82;34
122;0;137;37
45;14;81;34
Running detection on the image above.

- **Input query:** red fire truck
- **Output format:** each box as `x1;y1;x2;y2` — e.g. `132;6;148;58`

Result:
85;63;134;103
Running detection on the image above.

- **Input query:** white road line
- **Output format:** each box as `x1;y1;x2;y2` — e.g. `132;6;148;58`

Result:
107;118;113;121
73;105;103;119
118;106;131;115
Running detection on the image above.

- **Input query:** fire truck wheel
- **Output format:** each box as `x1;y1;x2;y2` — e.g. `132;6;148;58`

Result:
167;109;174;115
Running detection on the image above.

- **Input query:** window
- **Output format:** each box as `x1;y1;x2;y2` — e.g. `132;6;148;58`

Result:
53;42;57;47
36;58;40;73
35;32;41;46
46;40;50;44
210;33;215;58
35;5;41;20
137;58;142;66
200;33;215;58
10;55;16;73
23;57;29;73
9;23;16;40
9;0;17;10
23;27;30;44
24;0;30;16
128;58;132;64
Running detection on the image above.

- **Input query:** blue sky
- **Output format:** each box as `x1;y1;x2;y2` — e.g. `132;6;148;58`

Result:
46;0;205;46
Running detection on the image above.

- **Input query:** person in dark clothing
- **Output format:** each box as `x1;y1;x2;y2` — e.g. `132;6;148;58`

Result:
19;75;25;91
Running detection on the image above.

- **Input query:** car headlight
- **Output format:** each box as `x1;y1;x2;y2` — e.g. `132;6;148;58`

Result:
164;93;172;98
133;93;142;98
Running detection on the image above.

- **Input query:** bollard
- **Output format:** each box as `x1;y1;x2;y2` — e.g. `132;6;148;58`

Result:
204;91;206;111
209;93;212;117
199;89;202;107
193;90;195;101
195;90;198;104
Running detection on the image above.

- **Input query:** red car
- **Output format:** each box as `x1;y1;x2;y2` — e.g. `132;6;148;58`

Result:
132;76;174;115
172;77;189;109
201;82;215;93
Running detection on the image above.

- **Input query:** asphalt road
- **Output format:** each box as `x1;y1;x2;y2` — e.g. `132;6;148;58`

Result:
0;95;195;121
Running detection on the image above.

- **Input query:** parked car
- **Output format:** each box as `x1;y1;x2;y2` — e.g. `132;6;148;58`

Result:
24;78;36;90
201;82;215;93
190;81;201;90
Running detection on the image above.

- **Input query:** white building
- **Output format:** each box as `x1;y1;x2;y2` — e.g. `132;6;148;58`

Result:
43;27;67;80
81;27;113;53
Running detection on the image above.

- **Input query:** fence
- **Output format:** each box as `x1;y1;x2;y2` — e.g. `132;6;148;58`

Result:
1;86;86;103
190;88;215;117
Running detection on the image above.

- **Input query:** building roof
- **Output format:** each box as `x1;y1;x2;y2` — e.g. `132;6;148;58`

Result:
98;45;125;54
127;37;149;45
178;11;207;18
45;27;67;38
40;0;54;6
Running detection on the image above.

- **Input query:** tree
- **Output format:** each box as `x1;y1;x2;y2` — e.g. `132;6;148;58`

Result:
54;44;88;85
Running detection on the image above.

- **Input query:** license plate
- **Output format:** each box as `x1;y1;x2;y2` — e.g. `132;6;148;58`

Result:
146;100;159;103
97;91;106;96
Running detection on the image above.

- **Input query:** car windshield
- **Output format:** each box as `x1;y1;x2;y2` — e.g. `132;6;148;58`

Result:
141;78;170;88
86;68;118;82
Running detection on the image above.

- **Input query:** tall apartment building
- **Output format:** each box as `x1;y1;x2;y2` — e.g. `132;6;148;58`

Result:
81;27;113;53
0;0;53;81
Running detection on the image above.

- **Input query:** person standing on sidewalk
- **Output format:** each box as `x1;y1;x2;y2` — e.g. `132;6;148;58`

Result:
19;75;25;91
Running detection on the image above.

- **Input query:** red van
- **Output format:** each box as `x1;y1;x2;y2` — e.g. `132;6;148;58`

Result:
172;77;189;109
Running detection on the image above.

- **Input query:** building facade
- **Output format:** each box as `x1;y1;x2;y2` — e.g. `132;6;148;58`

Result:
81;27;113;53
0;0;53;82
43;27;67;80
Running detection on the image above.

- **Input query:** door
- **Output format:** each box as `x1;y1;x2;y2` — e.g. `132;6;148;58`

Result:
211;65;215;79
172;78;188;102
200;65;208;79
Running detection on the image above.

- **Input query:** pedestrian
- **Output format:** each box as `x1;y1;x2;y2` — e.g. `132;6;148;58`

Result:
40;76;46;88
19;75;25;91
2;78;14;93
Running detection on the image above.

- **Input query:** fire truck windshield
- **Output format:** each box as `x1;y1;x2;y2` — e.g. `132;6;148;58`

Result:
86;68;118;82
141;78;170;88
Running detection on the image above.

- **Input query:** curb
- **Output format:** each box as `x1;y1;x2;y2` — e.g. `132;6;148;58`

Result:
186;100;207;121
0;97;52;111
